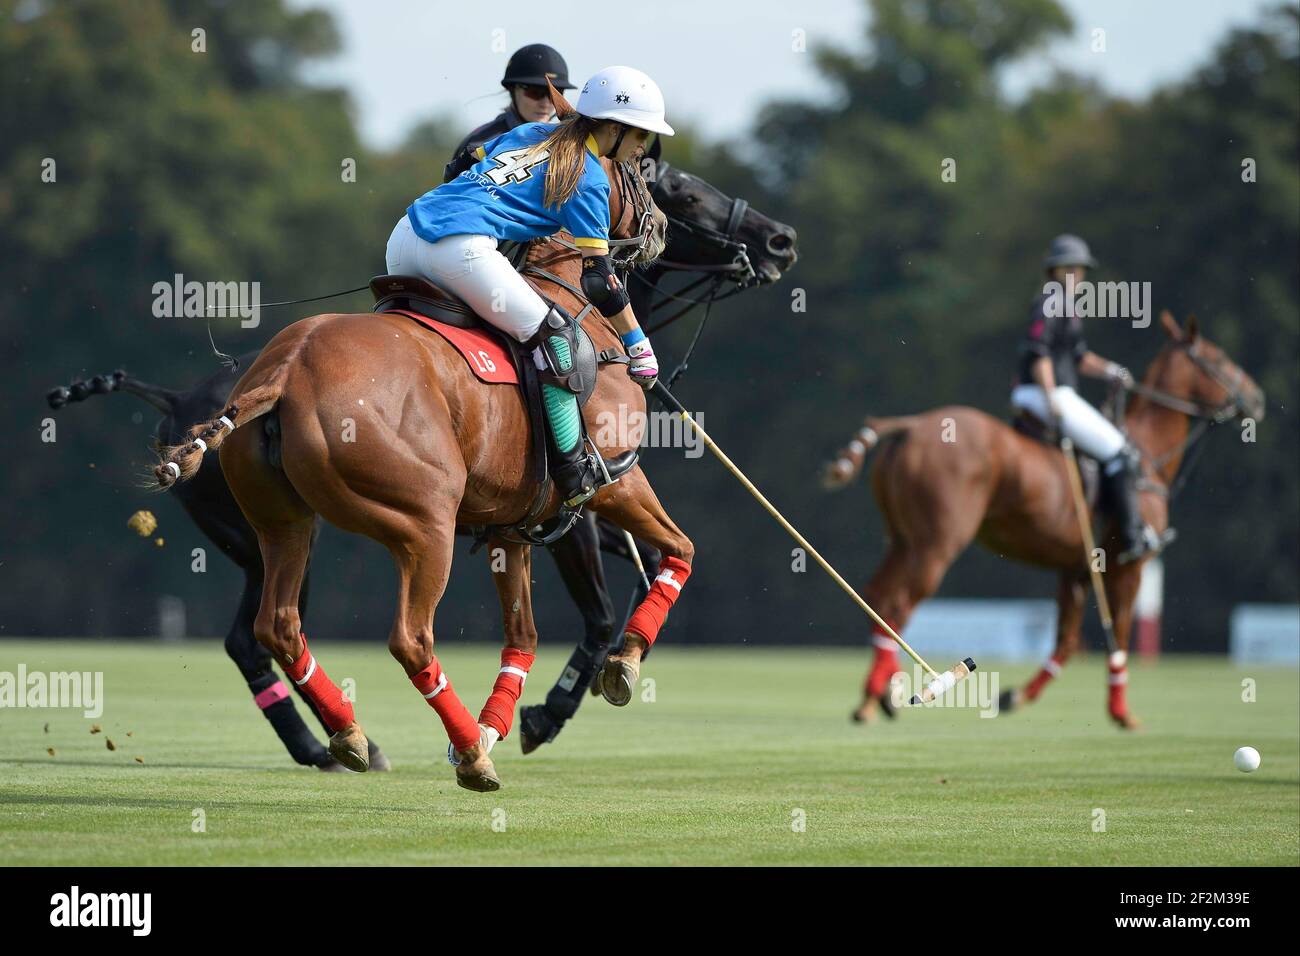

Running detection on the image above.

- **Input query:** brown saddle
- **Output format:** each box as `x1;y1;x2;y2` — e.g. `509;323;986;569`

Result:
369;275;479;329
1011;411;1101;509
367;273;638;547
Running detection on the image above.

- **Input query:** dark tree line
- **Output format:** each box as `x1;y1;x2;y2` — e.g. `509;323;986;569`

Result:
1;0;1295;651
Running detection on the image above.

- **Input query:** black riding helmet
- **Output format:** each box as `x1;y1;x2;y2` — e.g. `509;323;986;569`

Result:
1042;233;1098;272
502;43;574;90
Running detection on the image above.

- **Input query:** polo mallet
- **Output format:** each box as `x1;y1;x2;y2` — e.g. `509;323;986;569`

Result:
620;527;653;629
1059;438;1118;654
652;382;975;705
623;529;651;592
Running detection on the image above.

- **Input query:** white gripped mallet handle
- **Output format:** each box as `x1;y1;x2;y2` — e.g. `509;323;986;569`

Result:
909;657;978;705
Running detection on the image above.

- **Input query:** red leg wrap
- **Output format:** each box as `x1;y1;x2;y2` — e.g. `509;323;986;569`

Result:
281;635;354;733
624;556;692;648
478;648;534;740
864;625;901;698
1108;659;1129;716
411;656;481;753
1024;656;1064;702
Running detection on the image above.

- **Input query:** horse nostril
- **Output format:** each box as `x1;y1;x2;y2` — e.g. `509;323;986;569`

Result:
767;230;796;255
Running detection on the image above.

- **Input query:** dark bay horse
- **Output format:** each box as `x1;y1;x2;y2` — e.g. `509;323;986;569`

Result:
151;156;696;791
520;161;797;750
50;164;795;770
822;313;1264;728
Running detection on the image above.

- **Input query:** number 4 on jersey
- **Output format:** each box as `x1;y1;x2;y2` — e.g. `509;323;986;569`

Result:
484;146;549;187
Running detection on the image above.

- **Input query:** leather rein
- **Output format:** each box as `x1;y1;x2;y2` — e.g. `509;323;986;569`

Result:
1118;341;1255;501
630;160;756;387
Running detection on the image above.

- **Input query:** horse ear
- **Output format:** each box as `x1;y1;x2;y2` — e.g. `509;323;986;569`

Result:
546;77;575;120
1185;314;1200;342
1160;309;1181;339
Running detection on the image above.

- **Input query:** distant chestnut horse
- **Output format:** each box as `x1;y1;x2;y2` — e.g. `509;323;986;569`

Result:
151;156;694;792
823;313;1264;727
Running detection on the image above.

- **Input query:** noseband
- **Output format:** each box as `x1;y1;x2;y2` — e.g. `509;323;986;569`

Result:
646;161;755;286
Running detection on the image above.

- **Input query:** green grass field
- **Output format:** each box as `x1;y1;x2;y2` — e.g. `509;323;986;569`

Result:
0;640;1296;866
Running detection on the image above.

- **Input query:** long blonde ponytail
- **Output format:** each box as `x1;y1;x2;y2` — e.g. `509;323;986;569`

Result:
522;114;603;210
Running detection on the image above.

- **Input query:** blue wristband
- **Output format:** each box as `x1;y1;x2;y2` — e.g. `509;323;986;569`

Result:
620;327;647;349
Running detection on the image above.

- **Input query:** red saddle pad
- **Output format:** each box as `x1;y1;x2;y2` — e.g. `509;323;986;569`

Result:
385;309;518;385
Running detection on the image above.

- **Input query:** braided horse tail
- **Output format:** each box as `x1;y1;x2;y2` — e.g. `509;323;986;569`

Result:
820;415;919;491
152;372;285;490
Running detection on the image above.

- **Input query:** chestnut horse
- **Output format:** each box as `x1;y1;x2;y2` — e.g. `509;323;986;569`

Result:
151;158;694;792
823;313;1264;727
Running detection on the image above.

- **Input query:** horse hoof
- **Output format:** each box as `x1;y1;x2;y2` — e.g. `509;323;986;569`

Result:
328;722;370;772
1112;711;1142;731
367;742;393;772
599;658;638;707
879;687;899;720
317;757;351;773
587;654;609;696
518;705;557;755
998;689;1021;715
454;745;501;792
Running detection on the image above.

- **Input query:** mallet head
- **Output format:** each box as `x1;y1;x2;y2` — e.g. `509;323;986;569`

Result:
909;657;977;706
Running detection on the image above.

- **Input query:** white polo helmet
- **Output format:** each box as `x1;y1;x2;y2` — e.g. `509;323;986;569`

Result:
576;65;674;136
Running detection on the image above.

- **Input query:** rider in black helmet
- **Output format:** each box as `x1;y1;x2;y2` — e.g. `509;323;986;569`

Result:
442;43;576;183
1011;234;1167;564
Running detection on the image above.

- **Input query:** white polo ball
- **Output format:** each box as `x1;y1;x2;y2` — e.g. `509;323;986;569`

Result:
1233;746;1261;773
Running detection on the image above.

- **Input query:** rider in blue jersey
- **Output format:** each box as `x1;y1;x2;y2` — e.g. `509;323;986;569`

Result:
386;65;671;508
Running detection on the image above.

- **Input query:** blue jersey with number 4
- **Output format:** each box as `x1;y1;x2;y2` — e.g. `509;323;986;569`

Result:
406;122;611;254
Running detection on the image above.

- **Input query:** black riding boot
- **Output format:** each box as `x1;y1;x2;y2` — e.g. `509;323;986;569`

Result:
1103;445;1159;564
528;305;605;508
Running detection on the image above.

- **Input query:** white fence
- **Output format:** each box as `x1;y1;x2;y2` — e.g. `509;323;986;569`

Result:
898;600;1057;663
1230;604;1300;666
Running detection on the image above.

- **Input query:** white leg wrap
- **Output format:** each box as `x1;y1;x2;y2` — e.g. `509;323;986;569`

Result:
422;672;448;700
293;654;317;686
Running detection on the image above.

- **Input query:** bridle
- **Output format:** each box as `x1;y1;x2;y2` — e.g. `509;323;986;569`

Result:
515;157;658;301
1117;340;1256;500
627;160;758;386
606;157;657;268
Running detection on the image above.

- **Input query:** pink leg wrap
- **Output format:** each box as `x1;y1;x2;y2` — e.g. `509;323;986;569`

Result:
253;680;290;710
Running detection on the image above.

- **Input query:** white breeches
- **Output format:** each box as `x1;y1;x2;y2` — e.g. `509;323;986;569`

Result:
384;217;549;343
1009;384;1125;461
